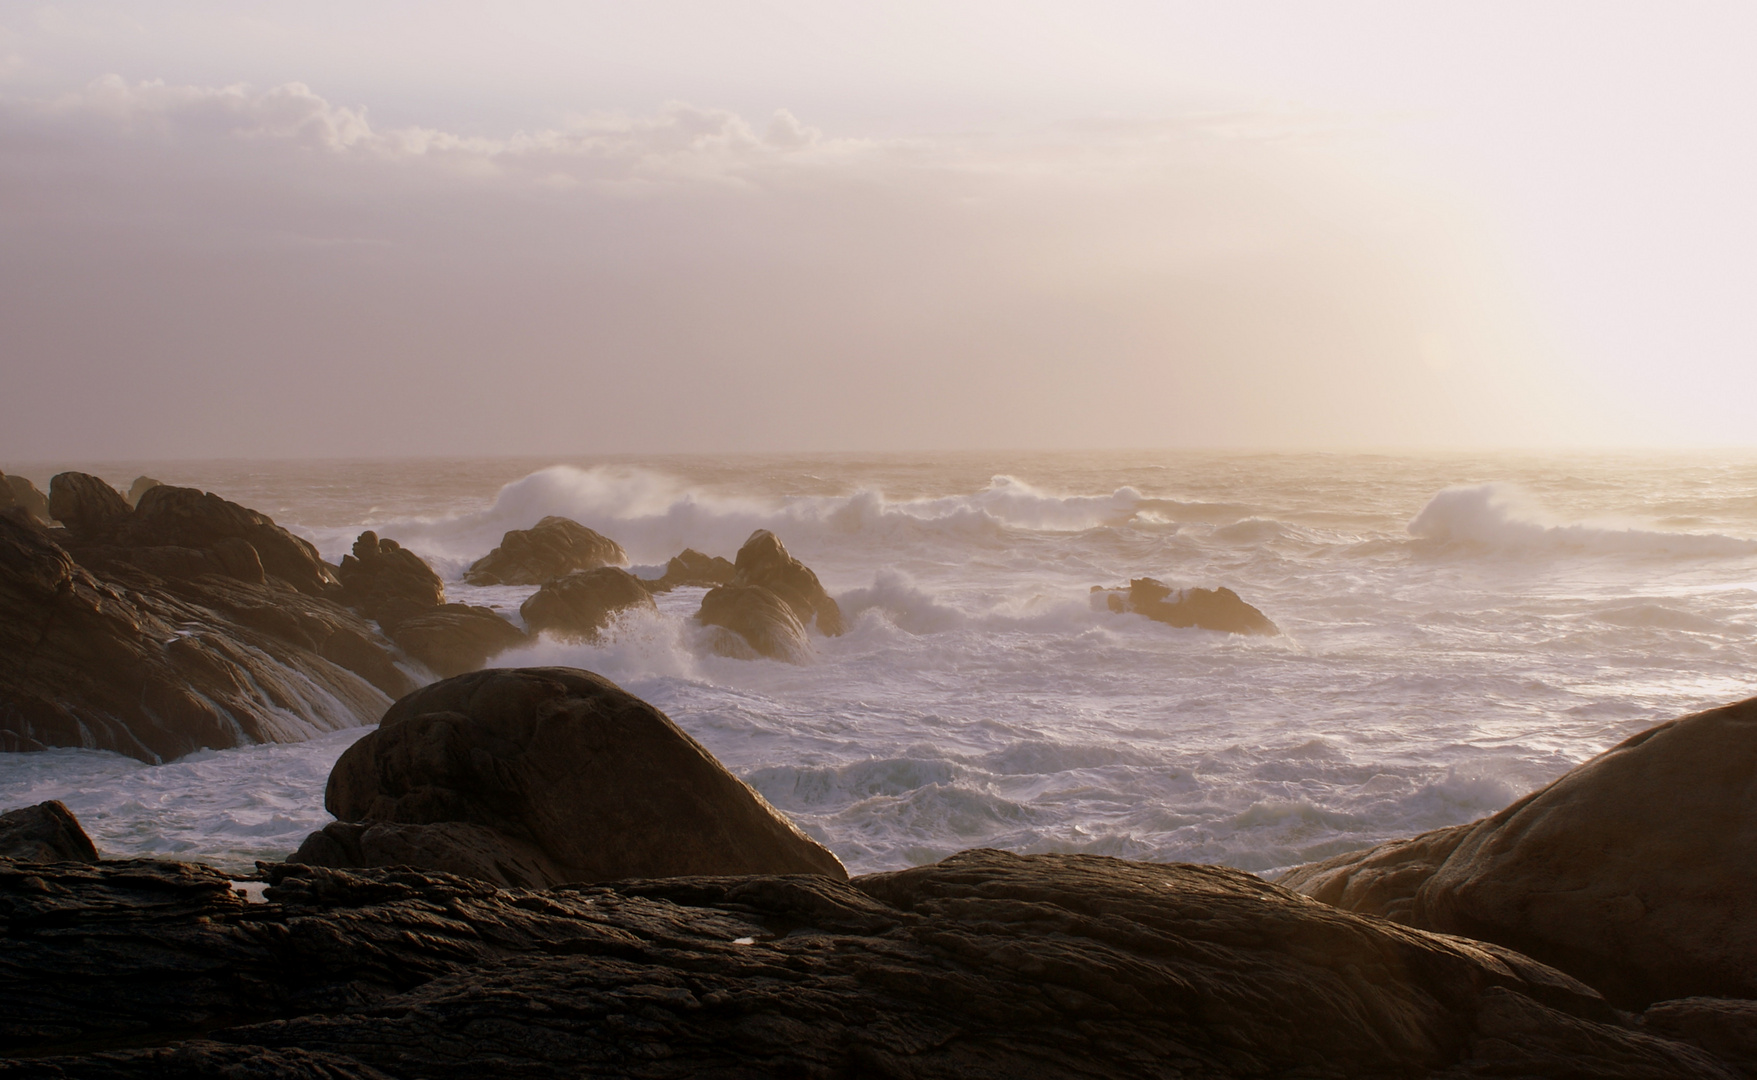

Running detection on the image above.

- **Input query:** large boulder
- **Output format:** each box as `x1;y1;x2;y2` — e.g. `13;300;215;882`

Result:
0;850;1743;1077
0;801;99;862
729;528;843;634
0;513;398;763
0;471;50;527
696;581;813;662
1093;577;1279;635
385;603;527;677
299;667;846;886
463;516;626;586
48;471;133;541
641;547;735;593
1280;697;1757;1007
124;484;338;596
334;531;445;630
519;566;656;640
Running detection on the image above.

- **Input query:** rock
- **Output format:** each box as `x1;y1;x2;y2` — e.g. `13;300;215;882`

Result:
335;531;445;630
463;516;625;586
1092;577;1279;635
124;485;338;596
696;581;813;662
307;667;846;886
519;566;656;640
48;471;133;541
1;472;51;526
124;475;163;507
0;851;1741;1078
384;603;526;678
641;547;735;592
290;820;561;889
0;801;99;862
729;528;844;634
1642;998;1757;1076
1280;697;1757;1008
0;514;397;764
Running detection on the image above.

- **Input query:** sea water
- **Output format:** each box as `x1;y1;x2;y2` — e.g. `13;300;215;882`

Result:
5;450;1756;877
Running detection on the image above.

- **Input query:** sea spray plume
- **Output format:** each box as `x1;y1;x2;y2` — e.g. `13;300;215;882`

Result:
1408;483;1757;556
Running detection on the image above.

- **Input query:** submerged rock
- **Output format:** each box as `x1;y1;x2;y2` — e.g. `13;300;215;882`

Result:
1280;696;1757;1007
640;547;735;592
299;667;845;886
463;515;625;586
519;566;656;641
335;531;445;630
1092;577;1279;635
0;849;1740;1078
0;472;50;527
384;603;526;678
0;800;99;862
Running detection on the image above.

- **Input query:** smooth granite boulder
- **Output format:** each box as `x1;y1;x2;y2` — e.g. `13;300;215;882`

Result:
0;801;99;862
124;484;338;596
335;531;445;630
640;547;735;593
1280;696;1757;1008
729;528;844;635
695;581;813;663
384;603;526;678
520;566;656;641
463;516;626;586
1;472;51;526
304;667;845;885
1093;577;1280;635
48;471;133;541
0;850;1741;1078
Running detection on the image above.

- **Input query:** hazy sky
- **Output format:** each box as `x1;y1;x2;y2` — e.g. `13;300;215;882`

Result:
3;2;1754;458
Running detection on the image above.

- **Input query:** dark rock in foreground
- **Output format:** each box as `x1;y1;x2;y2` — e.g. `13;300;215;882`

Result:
383;603;527;678
463;515;626;586
294;667;845;887
520;566;657;641
694;530;842;662
0;849;1738;1078
1279;696;1757;1008
1093;577;1280;636
0;801;98;862
641;548;735;593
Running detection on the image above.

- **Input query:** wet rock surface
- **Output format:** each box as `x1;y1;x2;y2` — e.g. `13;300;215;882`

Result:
1092;577;1280;636
0;801;98;863
0;849;1740;1079
520;566;656;641
464;516;626;587
692;531;842;662
298;667;845;886
641;548;735;593
383;603;526;678
727;528;844;635
1279;696;1757;1008
335;531;446;630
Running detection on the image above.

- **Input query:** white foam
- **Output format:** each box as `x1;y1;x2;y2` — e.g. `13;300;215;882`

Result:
1408;484;1757;557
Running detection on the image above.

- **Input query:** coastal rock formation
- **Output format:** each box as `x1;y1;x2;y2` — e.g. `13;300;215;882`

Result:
731;528;844;634
519;566;656;640
126;483;339;595
463;515;626;586
696;581;813;662
1280;696;1757;1007
0;510;400;763
296;667;845;886
335;531;446;629
641;547;735;592
0;800;99;862
124;475;162;507
48;470;133;540
0;849;1741;1078
1092;577;1280;635
0;472;50;526
383;603;526;678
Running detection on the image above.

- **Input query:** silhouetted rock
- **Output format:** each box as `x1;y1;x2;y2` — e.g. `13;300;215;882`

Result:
0;514;397;763
48;471;133;541
0;472;50;527
0;850;1740;1078
124;475;162;507
335;531;445;631
730;528;844;634
1093;577;1279;635
520;566;656;640
124;485;338;596
1641;998;1757;1076
305;667;845;886
0;800;99;862
291;819;561;889
463;515;625;586
641;547;735;592
696;581;813;662
384;603;526;678
1280;696;1757;1008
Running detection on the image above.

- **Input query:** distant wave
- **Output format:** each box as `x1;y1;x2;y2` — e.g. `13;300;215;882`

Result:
1407;484;1757;557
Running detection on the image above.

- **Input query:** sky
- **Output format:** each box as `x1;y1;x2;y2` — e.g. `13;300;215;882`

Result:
2;2;1755;458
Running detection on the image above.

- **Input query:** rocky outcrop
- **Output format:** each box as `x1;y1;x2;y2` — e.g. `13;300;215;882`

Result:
335;531;445;629
641;548;735;592
124;475;162;507
520;566;656;640
1279;696;1757;1008
463;516;626;586
48;471;133;541
0;511;401;764
696;581;813;662
1093;577;1279;635
0;800;99;862
0;850;1743;1078
731;528;843;634
296;667;845;886
383;603;526;678
125;483;338;596
0;471;50;527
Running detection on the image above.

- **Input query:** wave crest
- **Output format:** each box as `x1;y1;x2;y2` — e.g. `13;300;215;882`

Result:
1407;484;1757;557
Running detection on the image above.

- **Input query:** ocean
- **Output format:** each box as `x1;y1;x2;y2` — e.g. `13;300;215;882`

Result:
4;450;1756;878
